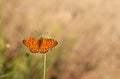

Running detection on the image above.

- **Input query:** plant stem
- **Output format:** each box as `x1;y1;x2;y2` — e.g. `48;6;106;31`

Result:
43;54;46;79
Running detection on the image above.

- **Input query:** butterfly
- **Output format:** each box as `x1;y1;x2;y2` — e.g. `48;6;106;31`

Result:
23;37;58;54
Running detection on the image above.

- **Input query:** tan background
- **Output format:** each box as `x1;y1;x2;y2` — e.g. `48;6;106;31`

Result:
0;0;120;79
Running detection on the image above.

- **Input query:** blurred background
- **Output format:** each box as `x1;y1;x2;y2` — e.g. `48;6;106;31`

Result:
0;0;120;79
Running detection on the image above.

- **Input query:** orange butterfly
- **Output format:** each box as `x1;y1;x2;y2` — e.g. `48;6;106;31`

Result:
23;37;58;54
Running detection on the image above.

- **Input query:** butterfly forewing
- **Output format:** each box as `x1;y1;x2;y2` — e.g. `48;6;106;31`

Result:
23;38;40;53
23;38;38;47
41;39;58;49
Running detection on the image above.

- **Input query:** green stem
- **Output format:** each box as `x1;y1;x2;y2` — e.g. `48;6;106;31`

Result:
43;54;46;79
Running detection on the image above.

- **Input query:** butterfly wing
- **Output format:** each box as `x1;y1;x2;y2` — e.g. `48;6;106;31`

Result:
42;39;58;48
38;38;58;54
38;48;49;54
23;38;40;53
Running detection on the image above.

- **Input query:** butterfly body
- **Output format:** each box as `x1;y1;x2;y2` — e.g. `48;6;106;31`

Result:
23;37;58;54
